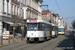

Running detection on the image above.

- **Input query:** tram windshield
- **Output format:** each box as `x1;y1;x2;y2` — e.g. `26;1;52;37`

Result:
58;28;64;32
27;23;38;31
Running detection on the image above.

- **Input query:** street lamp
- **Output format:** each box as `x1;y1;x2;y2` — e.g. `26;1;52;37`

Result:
12;16;16;43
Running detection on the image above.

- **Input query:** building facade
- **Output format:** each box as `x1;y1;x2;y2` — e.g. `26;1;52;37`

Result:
53;14;59;25
0;0;12;44
50;11;54;23
58;17;64;27
0;0;26;41
0;0;12;36
26;0;43;19
42;10;55;23
42;10;51;22
0;0;43;42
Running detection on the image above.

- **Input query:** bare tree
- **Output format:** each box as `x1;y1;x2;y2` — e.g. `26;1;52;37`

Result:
72;20;75;29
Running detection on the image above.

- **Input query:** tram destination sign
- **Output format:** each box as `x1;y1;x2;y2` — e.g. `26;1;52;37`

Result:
29;20;37;22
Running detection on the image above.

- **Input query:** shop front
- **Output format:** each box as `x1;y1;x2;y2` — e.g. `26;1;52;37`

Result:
0;16;26;40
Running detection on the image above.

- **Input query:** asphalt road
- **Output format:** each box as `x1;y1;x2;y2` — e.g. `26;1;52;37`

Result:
0;32;74;50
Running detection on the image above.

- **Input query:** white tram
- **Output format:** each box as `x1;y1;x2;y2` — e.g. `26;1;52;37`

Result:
51;24;58;37
27;19;52;42
58;26;65;34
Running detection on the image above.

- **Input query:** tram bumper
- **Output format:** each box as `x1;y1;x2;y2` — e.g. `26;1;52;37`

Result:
27;37;39;42
27;37;44;42
30;38;34;41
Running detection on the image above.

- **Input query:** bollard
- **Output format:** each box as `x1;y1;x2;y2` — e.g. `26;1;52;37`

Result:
21;35;23;41
0;36;3;45
8;36;10;43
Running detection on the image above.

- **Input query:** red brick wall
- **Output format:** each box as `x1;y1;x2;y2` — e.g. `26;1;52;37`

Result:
51;14;54;23
11;0;20;6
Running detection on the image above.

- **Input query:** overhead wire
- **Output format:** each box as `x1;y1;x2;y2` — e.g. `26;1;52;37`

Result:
66;16;75;20
55;0;64;17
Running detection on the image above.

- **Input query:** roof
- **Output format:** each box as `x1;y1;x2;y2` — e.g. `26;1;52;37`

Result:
52;24;58;27
27;19;52;25
42;10;51;13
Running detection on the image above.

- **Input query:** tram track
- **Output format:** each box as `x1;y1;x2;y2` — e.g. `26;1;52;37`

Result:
0;35;66;50
8;42;37;50
8;43;28;50
18;35;65;50
9;35;65;50
40;35;65;50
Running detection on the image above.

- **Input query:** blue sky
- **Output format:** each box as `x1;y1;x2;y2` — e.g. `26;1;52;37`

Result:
42;0;75;27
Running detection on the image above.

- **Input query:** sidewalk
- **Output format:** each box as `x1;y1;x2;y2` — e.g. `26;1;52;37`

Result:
0;37;27;48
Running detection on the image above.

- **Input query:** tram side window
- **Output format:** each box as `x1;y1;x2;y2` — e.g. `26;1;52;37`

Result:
53;26;55;31
38;23;44;30
50;25;52;31
44;24;49;30
54;26;58;31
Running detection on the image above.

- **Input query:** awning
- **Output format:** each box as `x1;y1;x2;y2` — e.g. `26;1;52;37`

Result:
3;21;14;26
3;21;26;26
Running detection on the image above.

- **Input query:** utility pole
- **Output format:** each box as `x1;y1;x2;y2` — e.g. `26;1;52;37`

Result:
41;5;49;22
12;15;16;43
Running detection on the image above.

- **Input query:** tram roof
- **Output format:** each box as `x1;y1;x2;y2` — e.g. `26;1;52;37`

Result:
27;19;52;25
52;23;58;27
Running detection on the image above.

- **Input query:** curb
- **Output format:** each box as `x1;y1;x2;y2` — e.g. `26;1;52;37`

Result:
0;40;26;48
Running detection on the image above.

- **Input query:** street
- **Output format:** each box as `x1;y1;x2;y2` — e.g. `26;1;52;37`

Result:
0;32;74;50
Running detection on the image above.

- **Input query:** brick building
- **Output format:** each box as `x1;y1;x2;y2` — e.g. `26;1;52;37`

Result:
42;10;55;23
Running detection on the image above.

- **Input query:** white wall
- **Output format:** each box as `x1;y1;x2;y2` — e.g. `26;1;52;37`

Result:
0;0;11;18
0;21;3;37
23;8;27;19
0;0;3;15
9;0;11;14
4;0;7;13
58;17;64;27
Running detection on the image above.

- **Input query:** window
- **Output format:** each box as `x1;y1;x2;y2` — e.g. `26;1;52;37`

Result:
3;0;5;12
45;24;49;30
18;7;19;17
39;23;44;30
27;23;44;31
58;28;64;32
7;1;9;14
21;8;22;18
7;24;10;31
38;23;44;30
27;23;38;31
17;0;20;3
15;5;16;15
15;0;17;1
52;26;55;31
13;4;14;15
25;0;26;5
22;9;24;18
